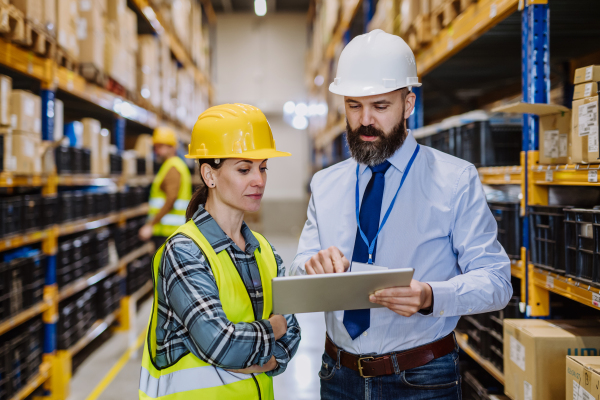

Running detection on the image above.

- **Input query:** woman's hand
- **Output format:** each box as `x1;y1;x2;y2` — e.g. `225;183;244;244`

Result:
226;356;278;374
269;314;287;340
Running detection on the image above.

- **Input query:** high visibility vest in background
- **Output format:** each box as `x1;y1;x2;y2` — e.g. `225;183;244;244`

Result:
148;156;192;237
139;220;278;400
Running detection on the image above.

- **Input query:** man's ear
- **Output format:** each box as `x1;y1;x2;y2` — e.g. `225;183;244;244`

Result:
404;92;417;120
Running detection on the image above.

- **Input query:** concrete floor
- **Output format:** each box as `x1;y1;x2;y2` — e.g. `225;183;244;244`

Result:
68;235;326;400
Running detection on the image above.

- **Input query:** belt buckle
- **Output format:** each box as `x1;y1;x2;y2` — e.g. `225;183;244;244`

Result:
357;356;375;378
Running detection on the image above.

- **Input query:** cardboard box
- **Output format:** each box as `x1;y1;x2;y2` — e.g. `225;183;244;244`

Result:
575;65;600;85
492;102;571;164
504;319;600;400
12;131;41;174
78;29;105;69
0;127;14;172
92;128;110;175
138;35;160;109
53;98;63;141
10;90;41;135
566;356;600;400
574;82;599;101
43;0;56;34
56;0;78;56
0;75;11;127
571;96;599;164
11;0;43;25
106;0;125;21
81;118;100;149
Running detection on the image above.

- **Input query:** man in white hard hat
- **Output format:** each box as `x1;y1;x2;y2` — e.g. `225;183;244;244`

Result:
290;29;512;399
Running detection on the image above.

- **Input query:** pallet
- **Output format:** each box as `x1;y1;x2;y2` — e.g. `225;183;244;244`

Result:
55;46;78;72
431;0;461;35
80;63;107;87
0;4;55;57
408;14;432;49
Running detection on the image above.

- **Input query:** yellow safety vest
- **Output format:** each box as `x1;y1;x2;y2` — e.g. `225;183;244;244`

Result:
139;220;277;400
148;156;192;237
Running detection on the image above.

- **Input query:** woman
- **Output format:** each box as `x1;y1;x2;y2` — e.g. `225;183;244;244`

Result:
139;104;301;400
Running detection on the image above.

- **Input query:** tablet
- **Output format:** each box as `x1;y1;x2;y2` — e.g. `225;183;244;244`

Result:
272;268;414;314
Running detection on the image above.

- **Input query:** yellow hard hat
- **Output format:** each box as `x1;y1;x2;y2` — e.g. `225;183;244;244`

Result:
152;126;178;147
186;103;291;159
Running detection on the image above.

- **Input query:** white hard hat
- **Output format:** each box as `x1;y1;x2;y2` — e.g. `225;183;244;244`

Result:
329;29;422;97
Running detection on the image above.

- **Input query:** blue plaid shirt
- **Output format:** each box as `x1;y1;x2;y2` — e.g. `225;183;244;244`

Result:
154;205;301;375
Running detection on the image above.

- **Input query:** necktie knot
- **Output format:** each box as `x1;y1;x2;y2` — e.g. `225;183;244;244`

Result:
369;161;391;175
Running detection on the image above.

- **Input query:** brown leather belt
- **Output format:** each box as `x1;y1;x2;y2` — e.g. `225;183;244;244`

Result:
325;333;457;378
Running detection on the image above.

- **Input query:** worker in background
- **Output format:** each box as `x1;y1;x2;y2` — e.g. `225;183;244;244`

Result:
138;126;192;250
290;29;513;399
138;104;301;400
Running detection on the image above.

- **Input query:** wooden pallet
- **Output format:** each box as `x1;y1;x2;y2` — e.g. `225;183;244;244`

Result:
55;46;78;72
431;0;461;35
0;4;55;57
408;14;432;50
80;63;107;87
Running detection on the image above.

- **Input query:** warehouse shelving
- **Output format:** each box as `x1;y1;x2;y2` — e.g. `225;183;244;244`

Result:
68;310;120;357
0;300;52;336
455;331;505;384
510;259;524;279
531;267;600;313
0;229;51;252
478;166;522;185
58;243;153;302
9;361;51;400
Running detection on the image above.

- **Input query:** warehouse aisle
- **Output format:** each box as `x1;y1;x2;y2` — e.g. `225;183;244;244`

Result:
68;235;325;400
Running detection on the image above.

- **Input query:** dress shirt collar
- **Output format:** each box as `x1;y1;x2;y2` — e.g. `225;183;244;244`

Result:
191;204;260;254
358;130;418;175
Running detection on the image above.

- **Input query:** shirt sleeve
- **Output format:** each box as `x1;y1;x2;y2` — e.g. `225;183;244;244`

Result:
290;194;320;276
161;237;276;369
426;165;513;318
266;247;302;377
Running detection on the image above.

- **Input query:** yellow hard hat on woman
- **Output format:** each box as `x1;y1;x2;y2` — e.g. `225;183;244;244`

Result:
186;103;291;159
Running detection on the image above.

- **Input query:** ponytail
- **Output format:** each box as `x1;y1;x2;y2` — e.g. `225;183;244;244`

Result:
186;159;224;220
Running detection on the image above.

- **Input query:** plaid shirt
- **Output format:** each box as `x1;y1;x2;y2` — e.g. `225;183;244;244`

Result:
154;205;301;376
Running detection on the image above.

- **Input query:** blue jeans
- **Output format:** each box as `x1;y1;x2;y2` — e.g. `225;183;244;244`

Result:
319;345;461;400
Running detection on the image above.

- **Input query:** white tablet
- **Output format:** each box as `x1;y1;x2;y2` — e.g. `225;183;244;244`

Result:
272;268;414;314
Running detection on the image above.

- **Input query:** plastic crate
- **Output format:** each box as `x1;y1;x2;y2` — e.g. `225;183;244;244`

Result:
136;158;146;175
94;229;111;270
488;201;521;259
82;149;91;174
462;370;505;400
0;135;3;173
456;122;521;167
0;196;23;238
59;192;74;222
22;194;42;232
41;195;58;227
430;129;455;155
70;147;84;174
564;208;600;285
0;340;10;400
110;154;122;175
530;205;573;273
73;191;85;220
55;146;71;174
108;192;118;213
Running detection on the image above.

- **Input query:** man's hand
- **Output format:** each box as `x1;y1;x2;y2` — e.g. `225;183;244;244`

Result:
138;223;154;241
226;356;278;374
268;314;287;340
305;246;350;274
369;279;433;317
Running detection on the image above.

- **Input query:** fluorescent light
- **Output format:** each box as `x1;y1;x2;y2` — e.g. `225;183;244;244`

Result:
292;115;308;130
283;101;296;114
317;103;328;116
295;103;308;117
255;0;267;16
314;75;324;86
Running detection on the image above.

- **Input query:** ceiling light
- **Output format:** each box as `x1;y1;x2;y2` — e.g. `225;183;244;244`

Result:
283;101;296;114
292;115;308;130
314;75;324;86
295;103;308;117
254;0;267;16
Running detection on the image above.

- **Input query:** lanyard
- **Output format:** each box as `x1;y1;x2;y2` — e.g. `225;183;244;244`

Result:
355;145;420;264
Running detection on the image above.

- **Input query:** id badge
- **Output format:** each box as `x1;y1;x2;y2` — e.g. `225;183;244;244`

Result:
351;262;388;272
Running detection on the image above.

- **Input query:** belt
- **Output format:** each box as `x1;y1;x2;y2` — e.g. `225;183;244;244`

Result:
325;333;457;378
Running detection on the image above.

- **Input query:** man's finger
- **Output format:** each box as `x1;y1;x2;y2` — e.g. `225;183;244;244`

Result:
330;248;345;273
370;295;421;307
305;261;316;275
372;287;415;298
319;251;335;274
310;257;325;274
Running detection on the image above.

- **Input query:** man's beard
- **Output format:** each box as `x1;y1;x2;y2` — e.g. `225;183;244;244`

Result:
345;120;407;166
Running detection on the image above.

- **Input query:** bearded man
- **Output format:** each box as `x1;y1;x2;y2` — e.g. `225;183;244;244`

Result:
290;30;512;400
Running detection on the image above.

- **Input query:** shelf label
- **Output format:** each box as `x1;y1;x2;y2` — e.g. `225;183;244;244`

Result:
504;173;511;182
574;381;595;400
589;170;598;183
545;170;553;182
510;335;526;371
524;381;532;400
546;275;554;289
593;293;600;307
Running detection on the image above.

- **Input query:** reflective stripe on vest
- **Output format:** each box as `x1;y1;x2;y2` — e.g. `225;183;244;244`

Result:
139;220;277;400
148;156;192;237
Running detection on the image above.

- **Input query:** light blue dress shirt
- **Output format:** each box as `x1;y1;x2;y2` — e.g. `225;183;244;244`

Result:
290;132;513;355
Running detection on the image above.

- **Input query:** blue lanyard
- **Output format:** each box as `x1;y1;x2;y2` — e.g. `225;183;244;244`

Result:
355;145;420;264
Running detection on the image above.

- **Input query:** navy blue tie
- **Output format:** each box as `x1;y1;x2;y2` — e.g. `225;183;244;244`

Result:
343;161;392;340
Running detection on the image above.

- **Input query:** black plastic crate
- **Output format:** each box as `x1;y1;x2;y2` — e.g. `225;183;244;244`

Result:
488;201;521;259
136;158;146;175
430;129;455;155
110;154;122;175
0;134;4;173
530;205;573;274
564;208;600;285
0;341;10;400
0;196;23;238
94;229;111;270
70;147;84;174
59;192;74;222
83;192;95;218
82;149;91;174
55;146;71;174
22;194;42;232
108;192;118;213
73;191;85;220
456;121;522;167
94;192;109;216
41;195;58;227
462;370;505;400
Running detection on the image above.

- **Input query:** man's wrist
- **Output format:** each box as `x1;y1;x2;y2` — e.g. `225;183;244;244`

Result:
419;283;434;315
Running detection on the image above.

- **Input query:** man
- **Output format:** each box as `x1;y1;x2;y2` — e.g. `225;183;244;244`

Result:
290;29;512;399
138;127;192;250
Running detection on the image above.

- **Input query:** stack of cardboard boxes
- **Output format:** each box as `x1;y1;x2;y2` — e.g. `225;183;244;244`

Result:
78;0;106;75
56;0;79;59
10;89;42;174
81;118;110;175
105;0;137;92
0;75;13;172
138;35;161;110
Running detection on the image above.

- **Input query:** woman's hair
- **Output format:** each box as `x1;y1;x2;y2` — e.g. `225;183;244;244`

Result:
186;159;224;220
